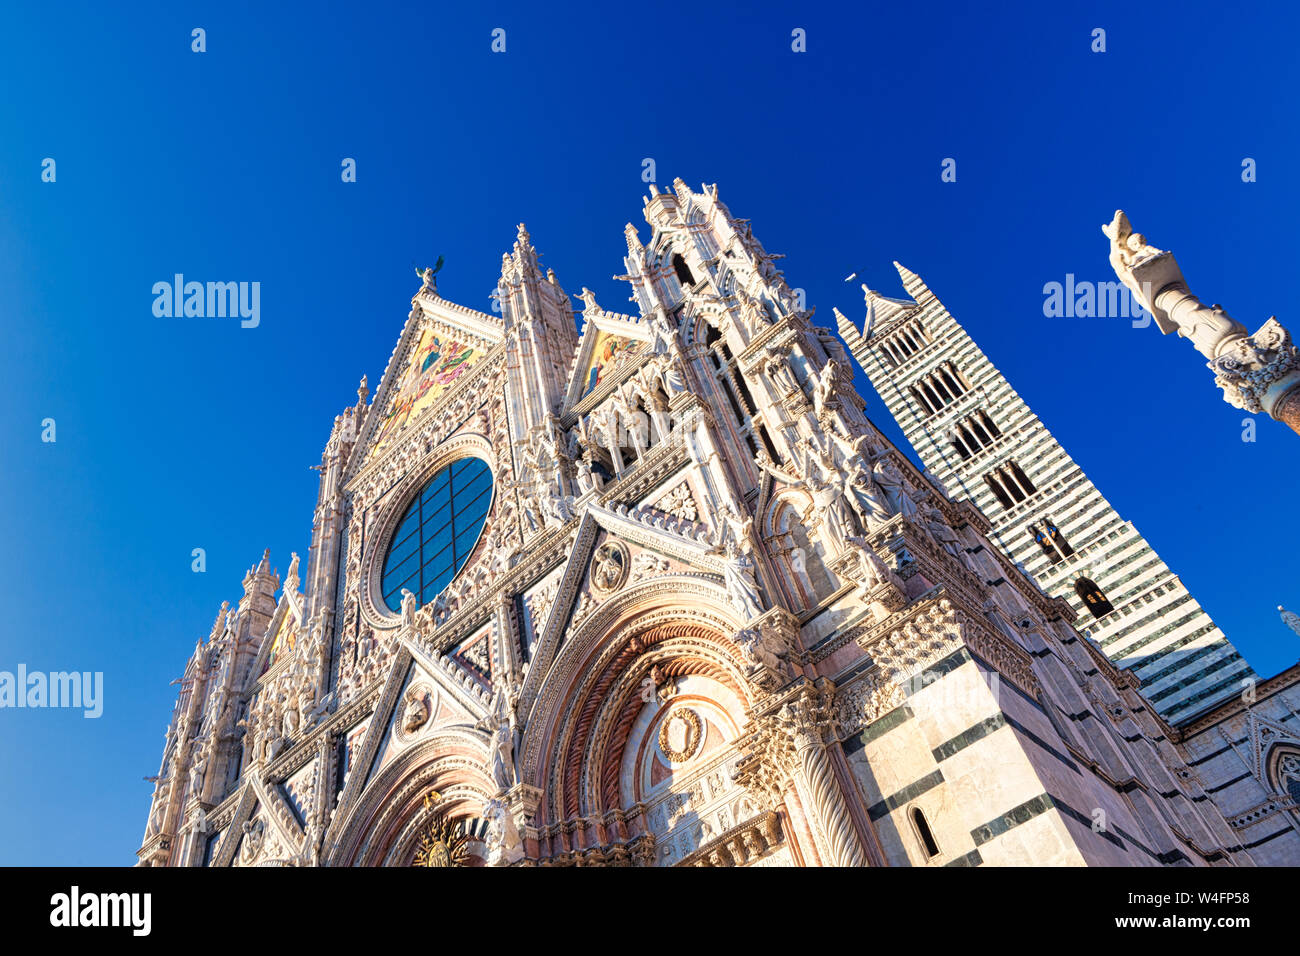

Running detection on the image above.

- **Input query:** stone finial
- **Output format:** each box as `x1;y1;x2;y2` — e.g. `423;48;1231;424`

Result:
624;222;643;254
357;375;369;405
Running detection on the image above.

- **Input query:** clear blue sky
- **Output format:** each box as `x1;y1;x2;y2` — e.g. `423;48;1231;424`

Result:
1;2;1297;865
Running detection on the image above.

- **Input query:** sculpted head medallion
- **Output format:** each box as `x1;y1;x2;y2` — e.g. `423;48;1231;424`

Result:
591;540;630;594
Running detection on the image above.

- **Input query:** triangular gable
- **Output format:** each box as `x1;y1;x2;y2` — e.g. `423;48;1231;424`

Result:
332;642;489;821
280;760;317;825
365;327;482;463
254;591;302;678
517;502;723;718
210;773;304;867
1244;709;1300;783
562;310;651;412
520;564;566;661
347;289;505;476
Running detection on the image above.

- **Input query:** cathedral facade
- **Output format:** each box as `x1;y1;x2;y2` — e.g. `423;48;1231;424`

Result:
138;182;1300;867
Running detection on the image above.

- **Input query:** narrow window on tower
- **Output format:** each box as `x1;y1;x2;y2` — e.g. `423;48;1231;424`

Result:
1031;519;1074;564
979;410;1001;439
939;365;967;400
1074;577;1114;618
672;253;695;289
984;473;1013;508
912;385;937;416
1007;461;1037;497
910;806;941;859
948;427;971;461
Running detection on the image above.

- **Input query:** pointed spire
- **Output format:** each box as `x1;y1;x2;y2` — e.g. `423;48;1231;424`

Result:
624;222;643;254
835;306;865;353
503;223;542;279
209;601;230;642
893;260;926;296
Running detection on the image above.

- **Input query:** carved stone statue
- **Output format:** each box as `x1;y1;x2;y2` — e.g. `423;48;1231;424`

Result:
400;588;418;628
655;353;686;397
924;506;964;562
1103;209;1300;434
722;540;764;621
649;310;678;357
718;502;755;554
478;688;516;793
188;747;207;800
148;782;169;834
402;690;430;734
574;455;599;496
872;456;918;519
764;347;801;398
734;624;792;679
1102;209;1165;281
844;458;892;529
812;359;845;421
802;469;856;557
737;287;771;331
240;817;265;864
281;696;300;739
844;536;891;594
483;796;523;866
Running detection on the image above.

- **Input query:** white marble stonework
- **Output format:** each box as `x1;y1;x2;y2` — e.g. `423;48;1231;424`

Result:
139;184;1299;868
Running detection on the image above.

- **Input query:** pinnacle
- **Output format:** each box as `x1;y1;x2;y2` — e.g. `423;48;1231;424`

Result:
893;260;923;289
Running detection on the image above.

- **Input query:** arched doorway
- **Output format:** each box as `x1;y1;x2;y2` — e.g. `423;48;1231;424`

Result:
326;729;494;867
521;581;792;866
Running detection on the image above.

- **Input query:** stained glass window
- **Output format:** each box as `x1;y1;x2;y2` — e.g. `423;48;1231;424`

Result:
380;458;493;613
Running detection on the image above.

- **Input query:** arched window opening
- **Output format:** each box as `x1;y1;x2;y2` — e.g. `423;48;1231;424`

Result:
1032;519;1074;564
1007;461;1037;497
672;253;696;289
984;473;1013;508
949;428;971;461
756;424;780;461
938;368;965;400
1271;749;1300;805
910;806;940;859
978;411;1001;440
1075;577;1114;618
